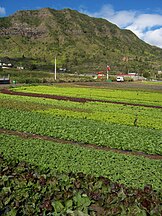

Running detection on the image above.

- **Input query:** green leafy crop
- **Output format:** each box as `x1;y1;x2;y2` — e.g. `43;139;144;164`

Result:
0;134;162;191
0;154;162;215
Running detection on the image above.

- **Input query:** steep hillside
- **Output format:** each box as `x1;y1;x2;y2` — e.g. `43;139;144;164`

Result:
0;8;162;74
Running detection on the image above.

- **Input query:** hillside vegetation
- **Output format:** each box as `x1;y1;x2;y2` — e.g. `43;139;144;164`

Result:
0;8;162;75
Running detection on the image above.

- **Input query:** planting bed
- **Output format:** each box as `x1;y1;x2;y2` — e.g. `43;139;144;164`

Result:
0;84;162;215
1;88;162;109
1;155;162;216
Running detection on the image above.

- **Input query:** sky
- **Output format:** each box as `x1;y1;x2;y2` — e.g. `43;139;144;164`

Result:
1;0;162;48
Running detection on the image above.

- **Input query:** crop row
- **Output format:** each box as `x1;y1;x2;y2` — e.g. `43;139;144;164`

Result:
0;107;162;155
1;93;162;130
1;154;162;215
0;133;162;192
12;85;162;106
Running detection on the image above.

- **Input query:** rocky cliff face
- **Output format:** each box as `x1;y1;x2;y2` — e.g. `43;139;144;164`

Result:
0;26;45;39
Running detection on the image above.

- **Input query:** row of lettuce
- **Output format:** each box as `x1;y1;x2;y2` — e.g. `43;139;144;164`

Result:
1;93;162;130
0;85;162;215
1;153;162;216
0;105;162;155
0;133;162;191
12;85;162;106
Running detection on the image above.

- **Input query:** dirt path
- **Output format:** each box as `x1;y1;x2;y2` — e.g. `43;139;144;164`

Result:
0;128;162;160
1;88;162;109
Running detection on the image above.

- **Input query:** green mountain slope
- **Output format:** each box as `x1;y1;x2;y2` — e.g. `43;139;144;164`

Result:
0;8;162;74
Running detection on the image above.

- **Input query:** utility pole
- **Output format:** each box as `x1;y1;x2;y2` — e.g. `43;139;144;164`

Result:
107;69;109;80
54;56;57;81
107;65;110;80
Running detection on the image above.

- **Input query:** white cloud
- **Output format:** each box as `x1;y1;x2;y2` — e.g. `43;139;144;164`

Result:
126;14;162;47
87;4;137;28
82;5;162;48
0;7;6;16
144;28;162;48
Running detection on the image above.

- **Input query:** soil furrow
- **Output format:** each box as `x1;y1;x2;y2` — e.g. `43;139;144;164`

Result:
0;128;162;160
1;88;162;109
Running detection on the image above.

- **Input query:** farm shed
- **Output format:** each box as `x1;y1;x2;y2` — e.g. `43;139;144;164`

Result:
0;76;10;84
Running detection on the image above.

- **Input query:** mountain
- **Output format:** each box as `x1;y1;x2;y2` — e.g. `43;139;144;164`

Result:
0;8;162;75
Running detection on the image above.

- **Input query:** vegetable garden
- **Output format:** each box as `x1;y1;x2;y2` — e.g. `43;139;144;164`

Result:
0;84;162;215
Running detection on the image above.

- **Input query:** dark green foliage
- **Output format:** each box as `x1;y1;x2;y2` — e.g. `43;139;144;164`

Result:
0;107;162;155
1;132;162;191
0;17;11;28
0;155;162;215
0;69;54;84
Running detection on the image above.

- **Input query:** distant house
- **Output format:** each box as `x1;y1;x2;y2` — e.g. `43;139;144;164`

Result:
116;73;146;81
59;68;67;72
0;75;10;84
97;71;105;78
17;66;24;70
0;61;13;69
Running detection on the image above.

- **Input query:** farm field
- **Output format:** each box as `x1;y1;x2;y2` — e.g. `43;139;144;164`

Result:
1;133;162;190
75;81;162;92
0;83;162;215
0;93;162;154
11;84;162;106
1;153;162;215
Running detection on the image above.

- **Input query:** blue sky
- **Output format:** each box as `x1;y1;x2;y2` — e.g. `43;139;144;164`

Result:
1;0;162;48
